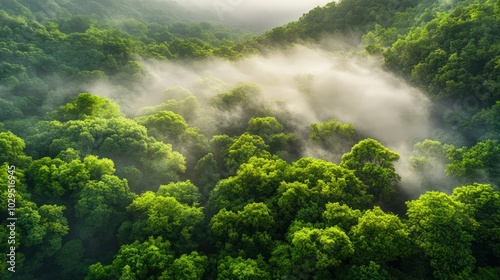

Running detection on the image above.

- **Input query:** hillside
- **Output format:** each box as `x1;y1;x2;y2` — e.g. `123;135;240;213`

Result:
0;0;499;279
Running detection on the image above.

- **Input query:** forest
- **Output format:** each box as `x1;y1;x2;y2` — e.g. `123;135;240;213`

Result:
0;0;499;279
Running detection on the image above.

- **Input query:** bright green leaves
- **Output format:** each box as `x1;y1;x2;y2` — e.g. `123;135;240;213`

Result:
310;119;355;142
136;110;188;142
86;237;174;280
26;154;119;201
124;191;203;252
28;103;187;191
309;119;356;160
406;191;477;279
350;207;410;264
18;204;68;249
292;227;353;269
27;157;85;199
0;131;31;168
446;140;500;186
164;252;207;280
277;182;311;218
225;133;272;174
217;256;271;280
271;225;353;278
210;203;274;257
347;261;390;280
208;157;288;213
248;117;300;161
322;202;362;232
248;117;283;136
14;203;69;274
452;184;500;265
341;139;400;201
135;109;209;170
158;180;201;205
75;175;133;241
286;158;373;210
48;93;123;121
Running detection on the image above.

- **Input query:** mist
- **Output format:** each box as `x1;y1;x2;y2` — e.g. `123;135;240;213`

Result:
87;41;445;195
171;0;333;31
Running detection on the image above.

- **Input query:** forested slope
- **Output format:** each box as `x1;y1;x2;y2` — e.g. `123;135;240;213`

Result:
1;0;499;279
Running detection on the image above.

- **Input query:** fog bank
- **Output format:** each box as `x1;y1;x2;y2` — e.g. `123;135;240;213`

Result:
172;0;333;31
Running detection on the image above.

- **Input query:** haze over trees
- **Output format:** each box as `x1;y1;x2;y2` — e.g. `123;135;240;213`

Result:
1;0;499;279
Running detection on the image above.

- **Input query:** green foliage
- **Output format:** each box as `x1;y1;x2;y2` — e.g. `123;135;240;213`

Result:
157;180;201;205
86;237;174;280
347;261;390;280
310;119;355;142
322;202;362;232
75;174;133;241
124;191;203;252
406;191;477;279
341;139;401;201
2;1;500;279
446;140;500;186
164;252;207;280
452;184;500;265
217;256;271;280
350;207;410;264
27;108;186;191
382;1;500;135
271;225;353;278
0;98;23;120
208;156;288;214
225;133;273;174
136;110;188;142
0;131;31;168
48;93;123;121
248;117;301;160
191;153;220;203
210;202;274;257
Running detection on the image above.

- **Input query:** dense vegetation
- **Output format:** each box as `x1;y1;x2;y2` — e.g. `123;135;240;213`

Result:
1;0;499;279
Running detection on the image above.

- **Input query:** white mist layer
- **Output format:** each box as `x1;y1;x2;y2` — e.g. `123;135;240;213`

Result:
91;44;436;194
171;0;333;31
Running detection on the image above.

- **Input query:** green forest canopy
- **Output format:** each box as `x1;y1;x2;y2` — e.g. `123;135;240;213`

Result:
0;0;499;279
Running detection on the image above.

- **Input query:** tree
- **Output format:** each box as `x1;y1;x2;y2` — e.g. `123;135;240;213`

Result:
224;133;273;174
446;140;500;186
208;157;288;214
350;207;409;264
271;225;353;278
248;117;301;160
191;153;220;203
286;157;373;209
86;237;174;280
452;183;500;266
15;203;69;275
75;175;133;242
309;119;356;160
210;202;275;257
123;191;203;253
135;110;188;143
217;256;271;280
406;191;477;279
0;98;23;121
163;252;207;280
27;157;87;201
347;261;390;280
409;139;453;191
0;131;31;168
48;92;122;121
341;139;401;202
322;202;362;232
157;180;201;205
